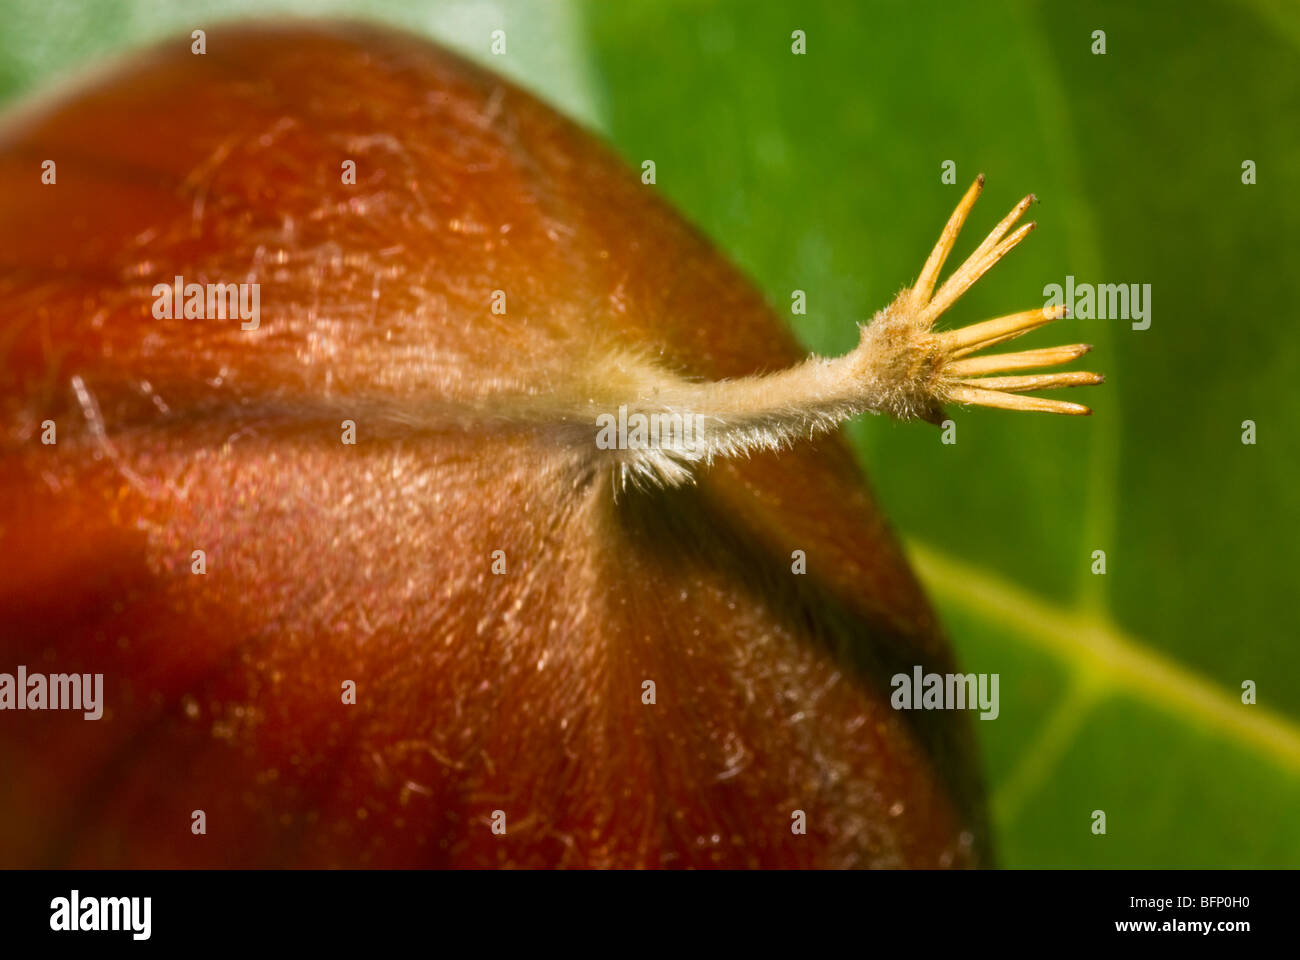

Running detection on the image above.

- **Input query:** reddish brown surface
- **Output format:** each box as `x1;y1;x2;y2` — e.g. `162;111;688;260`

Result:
0;22;986;867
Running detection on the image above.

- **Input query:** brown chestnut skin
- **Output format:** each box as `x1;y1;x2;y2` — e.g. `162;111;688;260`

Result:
0;21;987;867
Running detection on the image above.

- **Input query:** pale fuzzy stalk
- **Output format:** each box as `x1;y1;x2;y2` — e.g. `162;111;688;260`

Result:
491;177;1103;489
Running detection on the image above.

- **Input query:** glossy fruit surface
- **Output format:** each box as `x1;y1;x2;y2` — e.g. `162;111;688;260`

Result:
0;22;986;867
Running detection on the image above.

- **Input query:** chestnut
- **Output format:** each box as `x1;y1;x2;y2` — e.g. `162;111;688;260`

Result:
0;21;1099;868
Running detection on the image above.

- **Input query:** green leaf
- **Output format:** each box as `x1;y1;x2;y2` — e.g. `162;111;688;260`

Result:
579;0;1300;866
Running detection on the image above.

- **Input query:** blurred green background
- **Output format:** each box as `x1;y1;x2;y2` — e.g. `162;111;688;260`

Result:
3;0;1296;867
